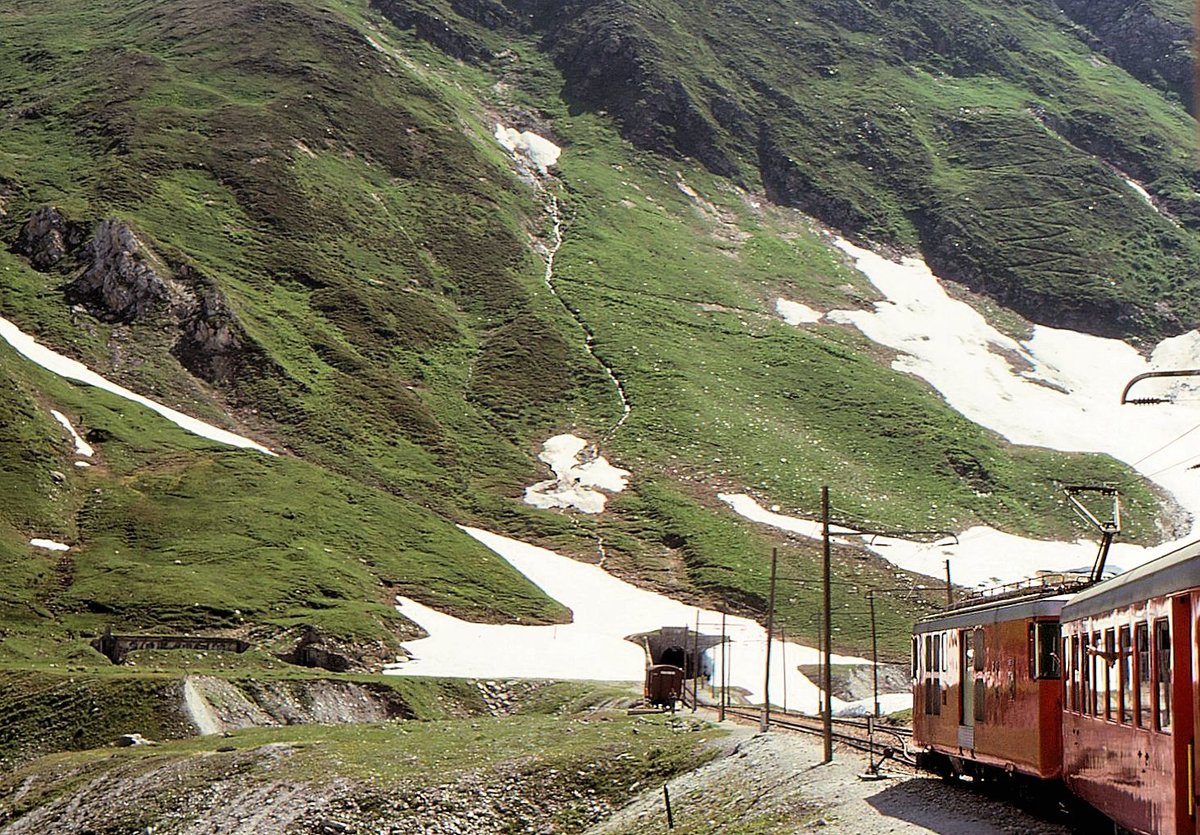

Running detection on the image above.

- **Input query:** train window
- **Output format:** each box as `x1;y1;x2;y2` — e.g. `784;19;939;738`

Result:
923;634;941;716
1080;633;1090;715
1154;619;1171;732
1070;634;1079;712
1104;629;1116;721
960;628;985;723
1119;626;1132;724
912;636;919;680
1136;622;1151;728
1032;623;1060;680
1063;637;1071;710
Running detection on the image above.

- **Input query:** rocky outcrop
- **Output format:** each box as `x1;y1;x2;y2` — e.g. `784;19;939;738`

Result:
11;210;265;386
13;206;86;270
758;130;872;235
68;219;173;322
169;264;256;385
370;0;495;62
535;4;742;178
1054;0;1193;111
182;675;417;734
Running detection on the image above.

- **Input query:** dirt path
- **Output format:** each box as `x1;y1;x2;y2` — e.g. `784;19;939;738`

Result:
587;717;1075;835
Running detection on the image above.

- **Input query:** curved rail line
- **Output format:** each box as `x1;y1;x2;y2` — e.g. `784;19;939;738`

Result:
692;695;917;767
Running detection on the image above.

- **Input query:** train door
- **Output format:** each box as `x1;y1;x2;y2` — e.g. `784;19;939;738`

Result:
960;628;977;750
1174;594;1195;835
1190;592;1199;835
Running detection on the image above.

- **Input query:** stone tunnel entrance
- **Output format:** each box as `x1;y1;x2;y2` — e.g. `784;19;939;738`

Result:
627;626;725;678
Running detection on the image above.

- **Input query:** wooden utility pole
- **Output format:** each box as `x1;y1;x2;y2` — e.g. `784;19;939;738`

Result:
692;609;700;711
816;620;823;714
822;486;833;763
868;590;879;718
761;547;778;732
945;559;953;607
780;625;788;713
719;611;727;722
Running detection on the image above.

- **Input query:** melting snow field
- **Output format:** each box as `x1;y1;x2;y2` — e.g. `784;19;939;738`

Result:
494;124;561;175
524;434;630;514
823;240;1200;546
51;410;94;458
720;493;1149;590
29;539;69;552
396;237;1200;706
388;527;877;712
775;298;823;325
737;239;1200;587
0;317;273;455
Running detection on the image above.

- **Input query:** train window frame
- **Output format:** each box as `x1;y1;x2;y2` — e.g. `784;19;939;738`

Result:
1104;628;1116;721
1061;637;1070;710
1080;633;1090;716
1030;622;1061;680
923;633;941;716
1070;634;1079;712
972;627;985;723
1118;625;1132;724
1153;618;1171;733
1135;622;1151;729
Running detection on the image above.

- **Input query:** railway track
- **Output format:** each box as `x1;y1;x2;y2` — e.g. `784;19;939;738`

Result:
684;693;918;767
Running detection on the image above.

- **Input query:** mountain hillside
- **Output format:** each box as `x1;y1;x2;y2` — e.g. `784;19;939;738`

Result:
0;0;1185;677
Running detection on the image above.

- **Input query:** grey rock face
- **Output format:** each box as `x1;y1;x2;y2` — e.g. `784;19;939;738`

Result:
169;265;249;385
14;206;86;270
69;219;171;323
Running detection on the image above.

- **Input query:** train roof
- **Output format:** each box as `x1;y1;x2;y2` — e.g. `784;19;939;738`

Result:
1060;538;1200;621
915;594;1072;633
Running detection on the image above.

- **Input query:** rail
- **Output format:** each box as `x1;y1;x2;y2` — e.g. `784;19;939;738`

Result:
680;685;917;767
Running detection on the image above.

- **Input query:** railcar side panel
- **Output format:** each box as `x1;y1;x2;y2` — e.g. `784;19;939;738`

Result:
914;599;1064;779
1062;594;1196;835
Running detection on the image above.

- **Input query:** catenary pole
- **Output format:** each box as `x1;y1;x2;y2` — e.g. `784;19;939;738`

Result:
760;547;778;732
822;486;833;763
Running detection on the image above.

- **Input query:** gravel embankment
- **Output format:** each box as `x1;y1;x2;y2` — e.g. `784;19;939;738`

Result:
587;716;1076;835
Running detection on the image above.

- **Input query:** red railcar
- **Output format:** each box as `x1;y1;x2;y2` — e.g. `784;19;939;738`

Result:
644;664;684;709
1060;541;1199;835
913;594;1068;780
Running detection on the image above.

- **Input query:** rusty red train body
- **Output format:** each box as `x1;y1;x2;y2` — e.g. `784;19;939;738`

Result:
644;664;684;708
1060;543;1198;835
913;595;1068;780
913;540;1200;834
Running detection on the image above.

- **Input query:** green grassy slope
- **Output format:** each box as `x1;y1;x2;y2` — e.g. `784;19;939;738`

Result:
0;691;717;833
0;0;1174;668
401;0;1200;340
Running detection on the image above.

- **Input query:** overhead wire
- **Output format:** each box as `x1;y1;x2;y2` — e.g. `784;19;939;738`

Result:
1128;418;1200;468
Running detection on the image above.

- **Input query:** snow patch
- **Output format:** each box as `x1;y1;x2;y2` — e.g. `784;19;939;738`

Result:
494;124;561;174
388;526;873;711
776;298;823;325
751;238;1200;582
721;494;1151;590
50;409;93;457
1123;176;1155;208
524;434;630;514
0;317;273;455
30;539;69;552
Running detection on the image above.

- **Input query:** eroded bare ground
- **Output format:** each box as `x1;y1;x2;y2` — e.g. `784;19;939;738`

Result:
588;718;1077;835
0;708;1087;835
